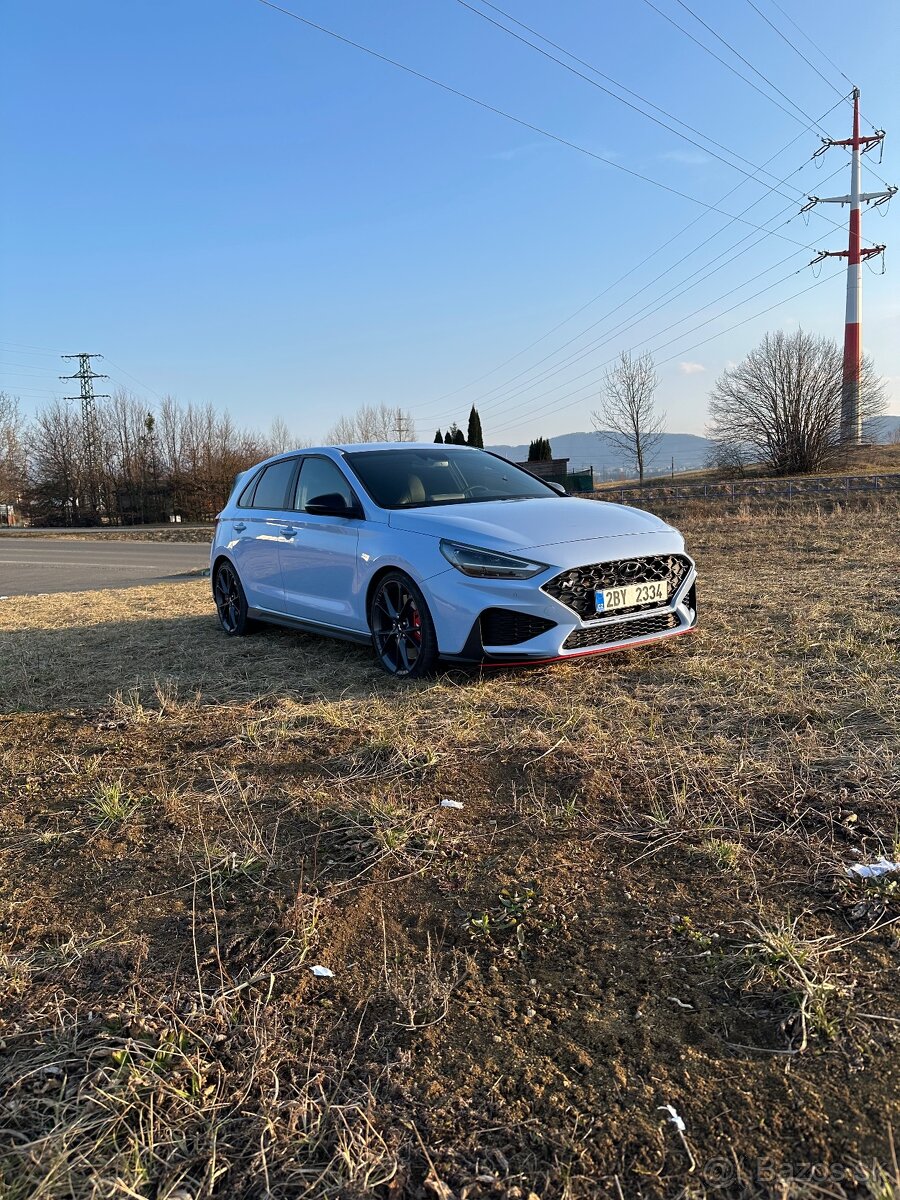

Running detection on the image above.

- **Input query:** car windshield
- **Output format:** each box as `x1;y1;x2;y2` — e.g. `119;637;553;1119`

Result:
344;448;557;509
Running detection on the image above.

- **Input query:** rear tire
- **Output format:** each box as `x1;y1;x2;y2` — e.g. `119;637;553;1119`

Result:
213;561;255;637
369;571;438;678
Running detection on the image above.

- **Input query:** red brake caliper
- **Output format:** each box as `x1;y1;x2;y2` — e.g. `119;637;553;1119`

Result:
410;607;422;645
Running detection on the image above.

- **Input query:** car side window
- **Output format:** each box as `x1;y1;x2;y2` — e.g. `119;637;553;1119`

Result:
249;459;296;510
293;457;356;512
237;471;261;507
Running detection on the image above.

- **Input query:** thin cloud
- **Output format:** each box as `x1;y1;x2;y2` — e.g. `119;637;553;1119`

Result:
660;150;709;166
678;361;706;375
488;142;545;162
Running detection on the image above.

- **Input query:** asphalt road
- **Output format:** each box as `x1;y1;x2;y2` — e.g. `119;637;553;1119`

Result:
0;539;210;597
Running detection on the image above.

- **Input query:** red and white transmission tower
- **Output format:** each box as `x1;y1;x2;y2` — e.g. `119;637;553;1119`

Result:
804;89;895;444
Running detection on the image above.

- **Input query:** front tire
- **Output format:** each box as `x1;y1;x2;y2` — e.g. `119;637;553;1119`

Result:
213;561;255;637
369;571;438;678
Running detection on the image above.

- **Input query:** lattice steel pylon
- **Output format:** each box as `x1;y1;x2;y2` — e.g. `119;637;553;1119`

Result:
803;89;896;444
60;353;110;518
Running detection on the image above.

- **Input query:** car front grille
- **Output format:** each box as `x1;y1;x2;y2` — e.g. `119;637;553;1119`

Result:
480;608;557;646
563;611;680;651
543;554;692;622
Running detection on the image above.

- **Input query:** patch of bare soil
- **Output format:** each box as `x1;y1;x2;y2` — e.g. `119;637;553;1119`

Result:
1;506;899;1198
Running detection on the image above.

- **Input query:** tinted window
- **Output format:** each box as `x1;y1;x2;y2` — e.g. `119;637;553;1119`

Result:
250;459;296;510
344;448;555;509
237;472;259;507
294;457;356;511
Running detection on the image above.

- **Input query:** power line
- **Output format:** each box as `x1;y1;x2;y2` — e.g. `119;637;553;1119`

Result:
470;229;815;420
455;0;817;207
413;97;847;412
742;1;889;187
0;340;59;356
638;0;831;135
254;1;842;250
423;157;846;423
669;0;835;130
0;345;166;404
101;355;167;401
454;0;858;247
655;268;842;365
481;246;818;428
0;359;64;374
489;268;842;434
760;0;856;90
742;0;847;99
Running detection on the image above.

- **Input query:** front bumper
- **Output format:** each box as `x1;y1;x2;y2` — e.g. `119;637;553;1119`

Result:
430;549;698;664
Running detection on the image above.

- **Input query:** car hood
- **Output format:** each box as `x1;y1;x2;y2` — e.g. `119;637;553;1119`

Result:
388;496;675;552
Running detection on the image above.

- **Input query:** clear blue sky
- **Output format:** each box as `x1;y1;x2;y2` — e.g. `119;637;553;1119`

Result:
1;0;897;445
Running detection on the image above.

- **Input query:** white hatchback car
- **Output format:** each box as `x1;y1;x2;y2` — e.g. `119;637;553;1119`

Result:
210;443;697;677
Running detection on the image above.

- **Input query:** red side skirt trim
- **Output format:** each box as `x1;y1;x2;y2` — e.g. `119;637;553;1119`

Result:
479;624;696;668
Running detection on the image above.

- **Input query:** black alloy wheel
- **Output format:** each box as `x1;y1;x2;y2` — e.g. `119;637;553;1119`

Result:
213;561;253;636
369;572;438;678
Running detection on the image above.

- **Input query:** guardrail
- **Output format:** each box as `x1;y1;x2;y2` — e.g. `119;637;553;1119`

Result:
590;472;900;506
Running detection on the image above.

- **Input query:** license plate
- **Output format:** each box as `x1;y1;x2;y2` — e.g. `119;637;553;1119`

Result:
595;580;667;613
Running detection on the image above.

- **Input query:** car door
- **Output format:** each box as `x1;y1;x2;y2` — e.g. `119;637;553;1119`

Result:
277;455;365;631
228;457;299;612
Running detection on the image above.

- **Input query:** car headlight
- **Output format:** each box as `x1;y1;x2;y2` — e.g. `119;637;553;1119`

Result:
439;539;548;579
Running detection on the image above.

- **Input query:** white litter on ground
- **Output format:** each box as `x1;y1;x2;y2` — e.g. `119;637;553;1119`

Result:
310;965;334;978
657;1104;686;1133
846;859;900;880
440;799;464;809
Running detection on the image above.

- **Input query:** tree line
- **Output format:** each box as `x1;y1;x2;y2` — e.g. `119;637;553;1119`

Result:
1;328;888;525
0;390;305;526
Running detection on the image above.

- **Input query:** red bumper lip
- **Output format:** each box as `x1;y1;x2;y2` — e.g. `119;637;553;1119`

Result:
478;623;696;668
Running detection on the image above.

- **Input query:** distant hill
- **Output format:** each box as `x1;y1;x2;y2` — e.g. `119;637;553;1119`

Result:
870;414;900;442
489;417;900;478
487;430;713;477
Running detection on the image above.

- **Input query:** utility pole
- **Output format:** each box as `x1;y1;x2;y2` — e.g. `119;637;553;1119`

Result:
393;408;414;442
804;90;895;445
61;353;109;519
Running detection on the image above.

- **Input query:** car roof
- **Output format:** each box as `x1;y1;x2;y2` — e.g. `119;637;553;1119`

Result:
336;442;480;454
264;442;484;458
244;442;486;474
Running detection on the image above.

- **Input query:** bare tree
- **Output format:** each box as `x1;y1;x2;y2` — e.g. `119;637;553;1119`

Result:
26;399;85;525
592;351;665;482
325;403;416;444
0;392;27;510
14;389;317;526
265;415;310;455
707;329;886;476
705;441;750;479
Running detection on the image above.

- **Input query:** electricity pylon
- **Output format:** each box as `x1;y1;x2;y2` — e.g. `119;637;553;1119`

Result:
803;89;896;445
61;353;109;518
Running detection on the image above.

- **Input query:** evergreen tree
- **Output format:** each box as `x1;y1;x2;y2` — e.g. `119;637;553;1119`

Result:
466;405;484;448
434;428;444;443
444;429;454;444
453;427;466;446
528;437;552;462
445;423;460;445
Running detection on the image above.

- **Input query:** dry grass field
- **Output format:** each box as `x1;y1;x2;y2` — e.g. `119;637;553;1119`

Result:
1;504;899;1199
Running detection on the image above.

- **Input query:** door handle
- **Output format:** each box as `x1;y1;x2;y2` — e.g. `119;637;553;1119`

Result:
281;526;297;539
233;522;247;533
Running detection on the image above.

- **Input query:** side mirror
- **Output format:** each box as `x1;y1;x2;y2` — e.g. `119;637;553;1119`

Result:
305;493;362;518
547;480;568;496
